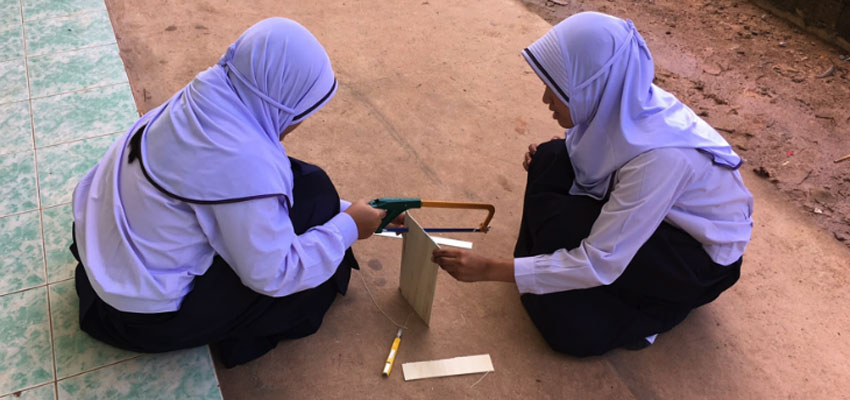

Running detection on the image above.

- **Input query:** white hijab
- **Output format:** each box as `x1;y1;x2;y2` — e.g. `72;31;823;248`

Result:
523;12;741;199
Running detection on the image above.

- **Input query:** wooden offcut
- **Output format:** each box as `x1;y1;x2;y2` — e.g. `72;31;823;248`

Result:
401;354;495;381
399;214;440;326
375;231;473;249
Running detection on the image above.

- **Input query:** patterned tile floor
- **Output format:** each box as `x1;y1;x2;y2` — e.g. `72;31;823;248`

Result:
0;0;222;398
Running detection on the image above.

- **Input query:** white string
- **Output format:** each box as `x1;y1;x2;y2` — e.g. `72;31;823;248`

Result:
470;370;491;388
357;269;410;329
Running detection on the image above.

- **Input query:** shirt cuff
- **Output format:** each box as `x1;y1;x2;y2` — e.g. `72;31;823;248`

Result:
340;199;352;212
513;256;538;294
328;212;358;248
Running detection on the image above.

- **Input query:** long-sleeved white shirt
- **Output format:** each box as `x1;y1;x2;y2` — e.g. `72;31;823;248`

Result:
73;133;358;313
514;147;753;295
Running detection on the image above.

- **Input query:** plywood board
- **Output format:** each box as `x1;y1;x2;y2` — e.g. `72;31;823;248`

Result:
399;214;440;326
402;354;494;381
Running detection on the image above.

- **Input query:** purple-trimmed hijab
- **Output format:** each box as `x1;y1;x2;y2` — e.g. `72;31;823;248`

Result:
132;17;337;206
523;12;741;199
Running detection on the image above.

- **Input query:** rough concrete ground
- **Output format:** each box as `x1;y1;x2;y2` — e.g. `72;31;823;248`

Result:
103;0;850;398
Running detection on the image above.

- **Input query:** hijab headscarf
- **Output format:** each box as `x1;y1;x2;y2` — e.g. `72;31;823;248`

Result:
522;12;741;199
133;17;337;206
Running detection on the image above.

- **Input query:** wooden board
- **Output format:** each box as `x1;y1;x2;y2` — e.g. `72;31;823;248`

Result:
402;354;494;381
399;214;440;326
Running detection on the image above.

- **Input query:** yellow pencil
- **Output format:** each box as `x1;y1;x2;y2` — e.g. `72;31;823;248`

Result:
382;328;403;376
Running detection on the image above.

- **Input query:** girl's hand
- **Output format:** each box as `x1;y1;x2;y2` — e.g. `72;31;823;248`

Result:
523;143;539;171
432;248;491;282
386;212;406;229
523;136;561;171
344;200;387;239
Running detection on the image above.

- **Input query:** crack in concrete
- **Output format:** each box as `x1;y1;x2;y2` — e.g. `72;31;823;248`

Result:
345;83;443;185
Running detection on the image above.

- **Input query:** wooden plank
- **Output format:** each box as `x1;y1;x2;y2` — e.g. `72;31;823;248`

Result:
402;354;494;381
398;214;440;326
375;231;473;249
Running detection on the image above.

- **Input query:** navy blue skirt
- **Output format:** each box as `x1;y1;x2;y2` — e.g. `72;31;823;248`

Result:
515;140;741;356
73;158;359;368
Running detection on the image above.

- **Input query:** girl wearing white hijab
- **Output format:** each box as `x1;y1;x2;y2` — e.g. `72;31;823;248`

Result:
71;18;389;367
433;12;753;355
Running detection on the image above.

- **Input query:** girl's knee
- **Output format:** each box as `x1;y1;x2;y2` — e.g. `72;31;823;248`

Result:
537;324;614;357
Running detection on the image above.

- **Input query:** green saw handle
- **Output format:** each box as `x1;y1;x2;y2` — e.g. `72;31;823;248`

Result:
369;197;422;232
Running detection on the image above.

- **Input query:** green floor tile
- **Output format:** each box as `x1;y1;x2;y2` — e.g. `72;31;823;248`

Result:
0;151;38;216
0;0;22;27
0;211;44;295
0;383;55;400
27;44;126;98
21;0;104;22
32;83;136;148
0;101;33;156
0;287;54;395
49;280;138;379
0;59;28;104
42;205;73;282
0;23;24;62
36;134;117;208
57;347;222;400
25;9;114;57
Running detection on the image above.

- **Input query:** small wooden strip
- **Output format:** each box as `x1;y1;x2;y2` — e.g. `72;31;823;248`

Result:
375;231;473;249
402;354;494;381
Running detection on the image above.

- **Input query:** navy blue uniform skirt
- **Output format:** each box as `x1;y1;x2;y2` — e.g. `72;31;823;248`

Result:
72;158;359;368
515;140;741;357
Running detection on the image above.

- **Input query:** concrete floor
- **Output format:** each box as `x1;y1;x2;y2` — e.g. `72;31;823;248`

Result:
102;0;850;398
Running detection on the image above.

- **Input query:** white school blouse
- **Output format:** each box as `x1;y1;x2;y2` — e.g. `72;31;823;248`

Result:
513;147;753;295
73;134;358;313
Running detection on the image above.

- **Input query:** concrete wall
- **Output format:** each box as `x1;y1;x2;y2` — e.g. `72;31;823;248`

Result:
752;0;850;51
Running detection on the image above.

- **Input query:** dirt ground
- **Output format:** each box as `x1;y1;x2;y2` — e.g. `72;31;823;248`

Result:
102;0;850;398
524;0;850;247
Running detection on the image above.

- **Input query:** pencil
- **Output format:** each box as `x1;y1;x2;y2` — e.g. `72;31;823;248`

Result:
382;328;403;376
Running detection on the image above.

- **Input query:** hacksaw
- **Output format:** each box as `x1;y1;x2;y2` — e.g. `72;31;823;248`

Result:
369;197;495;233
